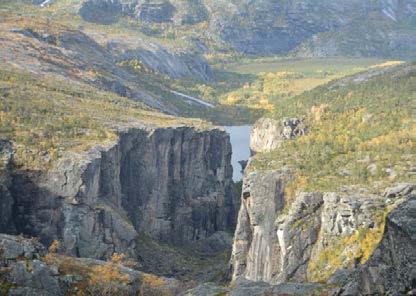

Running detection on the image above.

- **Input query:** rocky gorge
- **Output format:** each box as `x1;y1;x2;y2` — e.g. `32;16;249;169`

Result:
0;123;240;294
0;2;415;295
2;113;414;295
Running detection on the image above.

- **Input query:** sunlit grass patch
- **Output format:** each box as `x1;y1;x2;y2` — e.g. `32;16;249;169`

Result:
0;65;206;169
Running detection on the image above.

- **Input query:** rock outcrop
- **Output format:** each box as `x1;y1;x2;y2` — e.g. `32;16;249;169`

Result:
6;125;236;261
231;170;327;283
0;234;181;295
231;164;415;289
109;41;213;82
337;185;416;295
186;278;325;296
250;118;306;154
135;1;175;23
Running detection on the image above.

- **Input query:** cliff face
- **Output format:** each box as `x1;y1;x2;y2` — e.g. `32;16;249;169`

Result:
231;170;325;283
231;118;415;289
231;166;415;287
338;189;416;295
189;187;415;295
4;125;236;260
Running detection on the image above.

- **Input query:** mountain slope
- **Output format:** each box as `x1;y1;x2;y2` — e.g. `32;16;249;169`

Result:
252;62;416;193
73;0;416;57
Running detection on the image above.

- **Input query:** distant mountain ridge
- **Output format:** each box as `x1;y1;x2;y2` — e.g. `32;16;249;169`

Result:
74;0;416;58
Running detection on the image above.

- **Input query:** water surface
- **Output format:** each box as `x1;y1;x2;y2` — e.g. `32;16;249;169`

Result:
224;125;252;181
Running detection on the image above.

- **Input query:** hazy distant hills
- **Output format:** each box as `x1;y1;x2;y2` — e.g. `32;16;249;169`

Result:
75;0;416;58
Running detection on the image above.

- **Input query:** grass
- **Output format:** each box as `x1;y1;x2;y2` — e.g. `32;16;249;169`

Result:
222;57;388;75
43;251;179;296
164;57;392;123
43;253;130;295
307;211;387;282
251;62;416;194
0;65;208;170
216;58;400;112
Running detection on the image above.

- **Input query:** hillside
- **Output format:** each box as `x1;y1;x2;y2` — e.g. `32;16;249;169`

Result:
19;0;415;58
0;64;211;170
2;1;414;124
252;62;416;194
228;63;415;294
217;58;399;111
0;4;270;124
4;0;416;58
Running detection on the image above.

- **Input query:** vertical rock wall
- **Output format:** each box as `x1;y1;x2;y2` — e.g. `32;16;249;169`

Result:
230;170;325;284
230;166;412;285
7;125;236;259
230;118;413;288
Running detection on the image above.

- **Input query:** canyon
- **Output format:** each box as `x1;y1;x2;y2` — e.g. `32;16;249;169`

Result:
0;1;415;295
0;124;240;293
1;113;414;295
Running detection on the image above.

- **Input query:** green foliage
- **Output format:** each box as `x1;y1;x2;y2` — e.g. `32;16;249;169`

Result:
116;57;262;124
217;58;390;112
307;211;387;282
0;65;202;169
251;63;416;193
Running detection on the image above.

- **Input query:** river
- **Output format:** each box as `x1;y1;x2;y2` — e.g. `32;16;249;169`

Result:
224;125;252;181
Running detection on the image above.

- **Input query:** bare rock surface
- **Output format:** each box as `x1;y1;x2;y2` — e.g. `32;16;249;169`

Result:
0;140;15;233
250;118;306;154
230;171;416;293
336;187;416;295
0;234;181;295
7;126;236;261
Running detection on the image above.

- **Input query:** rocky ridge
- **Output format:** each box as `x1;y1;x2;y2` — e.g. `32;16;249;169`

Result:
250;118;306;154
